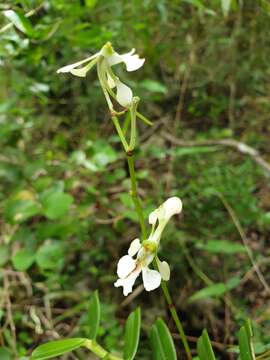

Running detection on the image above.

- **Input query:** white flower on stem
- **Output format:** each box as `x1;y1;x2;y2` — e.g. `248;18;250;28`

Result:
114;197;182;296
57;42;145;108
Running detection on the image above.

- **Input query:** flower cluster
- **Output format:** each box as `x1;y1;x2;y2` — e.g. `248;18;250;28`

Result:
114;197;182;296
57;42;144;110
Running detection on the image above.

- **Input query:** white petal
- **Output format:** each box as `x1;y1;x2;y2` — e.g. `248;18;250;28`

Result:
106;49;135;66
157;258;170;281
114;269;141;296
149;209;158;226
149;206;165;225
142;267;161;291
116;80;133;107
122;53;145;72
106;53;123;66
70;57;98;77
162;197;182;221
116;255;136;279
128;238;141;257
57;53;99;74
107;73;116;88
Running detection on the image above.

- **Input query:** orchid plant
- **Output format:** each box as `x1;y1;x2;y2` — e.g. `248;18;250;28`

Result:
31;42;193;360
30;41;257;360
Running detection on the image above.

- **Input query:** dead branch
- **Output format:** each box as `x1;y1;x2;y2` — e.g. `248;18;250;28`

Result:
162;132;270;175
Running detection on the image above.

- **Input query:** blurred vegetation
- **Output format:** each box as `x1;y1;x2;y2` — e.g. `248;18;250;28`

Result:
0;0;270;359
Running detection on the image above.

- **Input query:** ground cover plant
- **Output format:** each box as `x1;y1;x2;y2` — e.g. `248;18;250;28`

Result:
0;1;270;359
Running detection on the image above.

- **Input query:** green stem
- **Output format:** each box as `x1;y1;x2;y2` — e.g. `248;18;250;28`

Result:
154;262;192;360
109;104;191;358
136;111;153;126
112;116;129;152
129;107;137;150
84;340;122;360
126;152;147;239
126;154;192;359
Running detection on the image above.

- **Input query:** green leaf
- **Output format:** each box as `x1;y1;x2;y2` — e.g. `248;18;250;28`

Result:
31;338;87;360
11;249;35;271
4;10;34;36
88;290;100;340
40;188;73;220
189;277;241;302
36;242;64;271
150;318;177;360
91;141;118;170
196;240;245;254
173;146;219;156
197;329;216;360
139;79;168;94
0;347;11;360
124;307;141;360
238;320;255;360
5;199;41;223
85;0;98;7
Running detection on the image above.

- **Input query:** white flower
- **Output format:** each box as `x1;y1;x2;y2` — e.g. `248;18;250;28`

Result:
114;197;182;296
148;196;182;245
57;42;145;109
114;238;162;296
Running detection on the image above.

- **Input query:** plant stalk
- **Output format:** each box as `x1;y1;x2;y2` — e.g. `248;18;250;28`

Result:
126;152;147;240
156;265;192;360
84;340;122;360
126;153;192;360
111;113;192;359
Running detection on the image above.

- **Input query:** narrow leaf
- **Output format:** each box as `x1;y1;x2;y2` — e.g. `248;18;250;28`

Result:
31;338;87;360
88;290;100;340
196;240;245;254
238;320;255;360
150;318;177;360
189;277;241;302
197;329;216;360
124;307;141;360
0;347;11;360
4;10;34;36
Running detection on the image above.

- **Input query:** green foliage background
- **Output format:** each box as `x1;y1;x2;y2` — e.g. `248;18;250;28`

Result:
0;0;270;358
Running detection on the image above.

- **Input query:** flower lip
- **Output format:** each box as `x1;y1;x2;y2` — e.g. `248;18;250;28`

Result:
115;79;133;107
149;196;182;226
117;255;137;279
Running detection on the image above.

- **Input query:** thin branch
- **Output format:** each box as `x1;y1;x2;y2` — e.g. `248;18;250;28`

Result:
162;132;270;175
0;2;45;33
217;192;270;295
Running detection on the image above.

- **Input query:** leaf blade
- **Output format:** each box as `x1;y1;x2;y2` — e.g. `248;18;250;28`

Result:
150;318;177;360
4;10;34;36
31;338;87;360
88;290;100;340
197;329;216;360
124;307;141;360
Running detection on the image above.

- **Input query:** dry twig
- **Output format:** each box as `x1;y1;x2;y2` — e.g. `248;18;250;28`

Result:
162;132;270;175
